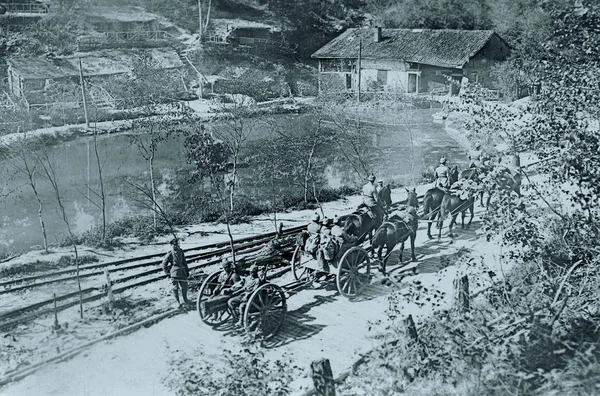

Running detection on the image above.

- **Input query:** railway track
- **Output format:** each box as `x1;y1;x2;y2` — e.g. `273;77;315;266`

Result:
0;225;305;330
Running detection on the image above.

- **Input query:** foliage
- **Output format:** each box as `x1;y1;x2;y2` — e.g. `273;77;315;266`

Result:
167;344;297;396
367;0;493;30
77;215;172;246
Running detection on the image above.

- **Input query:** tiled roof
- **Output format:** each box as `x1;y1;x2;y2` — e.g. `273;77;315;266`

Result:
312;28;501;68
6;58;78;79
8;48;183;79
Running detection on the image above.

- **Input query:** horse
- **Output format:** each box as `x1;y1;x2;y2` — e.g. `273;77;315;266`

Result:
422;163;460;239
437;172;476;240
483;167;522;207
343;204;385;246
460;166;486;206
372;188;419;275
378;183;392;215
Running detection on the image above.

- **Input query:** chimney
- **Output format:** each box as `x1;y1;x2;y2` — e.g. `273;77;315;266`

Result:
374;27;382;42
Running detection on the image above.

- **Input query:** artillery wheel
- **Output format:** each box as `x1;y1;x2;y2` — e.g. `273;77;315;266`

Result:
336;247;371;298
197;271;232;326
291;246;314;281
243;283;287;341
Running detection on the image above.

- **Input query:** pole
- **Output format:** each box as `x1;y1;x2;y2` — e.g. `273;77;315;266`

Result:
357;39;362;103
78;58;90;128
87;140;90;204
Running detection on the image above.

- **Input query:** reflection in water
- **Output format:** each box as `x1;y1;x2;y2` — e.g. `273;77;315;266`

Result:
0;110;467;253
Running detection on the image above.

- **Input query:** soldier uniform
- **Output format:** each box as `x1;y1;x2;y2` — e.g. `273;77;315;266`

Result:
227;265;261;325
162;238;191;306
434;157;450;190
362;174;384;220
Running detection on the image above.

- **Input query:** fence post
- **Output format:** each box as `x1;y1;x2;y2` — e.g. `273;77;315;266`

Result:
104;269;114;314
453;275;470;314
310;358;336;396
52;293;61;331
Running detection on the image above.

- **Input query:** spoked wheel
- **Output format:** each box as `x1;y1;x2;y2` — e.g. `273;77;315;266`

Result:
291;246;314;281
336;247;371;298
243;283;287;341
197;271;232;326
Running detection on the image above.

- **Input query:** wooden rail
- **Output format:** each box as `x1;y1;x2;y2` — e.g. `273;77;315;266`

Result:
2;2;49;14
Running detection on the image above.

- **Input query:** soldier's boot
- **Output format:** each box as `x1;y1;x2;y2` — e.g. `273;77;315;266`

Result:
181;284;192;305
173;289;180;305
236;306;244;326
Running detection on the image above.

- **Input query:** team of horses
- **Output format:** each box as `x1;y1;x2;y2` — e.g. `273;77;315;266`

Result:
336;161;522;275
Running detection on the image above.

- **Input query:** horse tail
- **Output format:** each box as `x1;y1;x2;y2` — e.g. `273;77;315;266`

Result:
372;226;388;248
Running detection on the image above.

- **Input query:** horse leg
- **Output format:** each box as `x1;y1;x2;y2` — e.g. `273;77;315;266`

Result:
437;216;443;241
398;241;404;263
377;245;385;274
467;200;475;228
461;208;466;229
410;233;416;262
427;216;433;239
448;214;458;238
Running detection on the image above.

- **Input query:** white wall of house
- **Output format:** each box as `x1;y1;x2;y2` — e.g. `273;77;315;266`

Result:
358;59;412;92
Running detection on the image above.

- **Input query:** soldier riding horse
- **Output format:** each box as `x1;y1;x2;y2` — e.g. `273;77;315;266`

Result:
343;174;385;245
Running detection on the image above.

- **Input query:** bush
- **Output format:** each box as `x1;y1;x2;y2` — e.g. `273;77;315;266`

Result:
166;343;297;396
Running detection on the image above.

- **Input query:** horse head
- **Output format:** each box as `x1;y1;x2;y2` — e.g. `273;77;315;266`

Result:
405;187;419;209
449;165;460;185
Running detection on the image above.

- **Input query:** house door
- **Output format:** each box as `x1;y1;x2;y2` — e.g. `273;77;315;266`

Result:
407;73;419;93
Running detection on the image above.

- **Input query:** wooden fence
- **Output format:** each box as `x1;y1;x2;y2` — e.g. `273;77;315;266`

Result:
3;2;49;14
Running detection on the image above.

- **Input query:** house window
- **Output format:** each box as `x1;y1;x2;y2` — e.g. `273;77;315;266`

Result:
377;70;388;88
407;72;419;93
345;74;352;90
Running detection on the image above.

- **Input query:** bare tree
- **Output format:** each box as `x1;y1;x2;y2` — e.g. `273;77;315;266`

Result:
38;151;84;319
211;100;253;213
77;126;108;241
185;127;238;263
122;177;178;242
129;120;170;229
1;131;49;253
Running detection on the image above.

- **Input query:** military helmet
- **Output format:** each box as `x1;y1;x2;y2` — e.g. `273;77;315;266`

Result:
169;238;178;245
311;213;320;222
440;157;447;164
322;217;333;226
221;259;232;270
368;174;376;182
249;264;259;274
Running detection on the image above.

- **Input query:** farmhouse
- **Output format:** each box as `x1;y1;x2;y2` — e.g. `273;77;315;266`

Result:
6;48;184;103
312;28;511;96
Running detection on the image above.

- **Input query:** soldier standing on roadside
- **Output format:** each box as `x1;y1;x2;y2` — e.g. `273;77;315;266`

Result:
162;238;192;308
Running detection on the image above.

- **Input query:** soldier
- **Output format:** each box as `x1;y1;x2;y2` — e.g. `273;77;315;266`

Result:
307;213;322;235
331;215;357;258
214;258;242;296
376;180;384;194
227;264;262;326
362;174;384;220
162;238;191;307
434;157;451;190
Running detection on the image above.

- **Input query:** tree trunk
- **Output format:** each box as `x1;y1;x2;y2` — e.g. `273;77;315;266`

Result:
230;156;237;213
304;130;318;203
197;0;203;40
149;154;157;229
36;196;48;253
204;0;212;33
93;130;106;240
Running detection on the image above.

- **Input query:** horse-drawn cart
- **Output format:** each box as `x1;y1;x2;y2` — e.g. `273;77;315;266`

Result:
196;267;287;341
290;243;372;298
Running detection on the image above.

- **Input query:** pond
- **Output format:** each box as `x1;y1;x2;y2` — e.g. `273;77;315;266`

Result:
0;109;468;253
